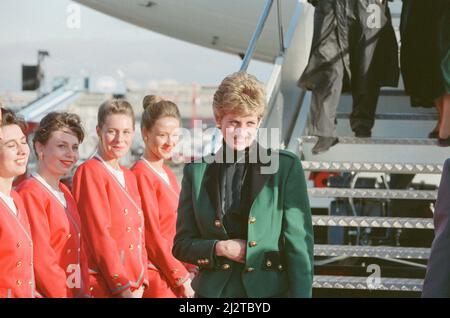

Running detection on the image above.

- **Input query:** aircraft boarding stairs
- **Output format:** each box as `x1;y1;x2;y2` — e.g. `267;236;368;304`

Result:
292;88;442;296
242;0;442;296
17;78;85;123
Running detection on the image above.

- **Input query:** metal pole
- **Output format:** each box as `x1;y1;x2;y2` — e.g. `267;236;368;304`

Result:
276;0;285;53
240;0;274;72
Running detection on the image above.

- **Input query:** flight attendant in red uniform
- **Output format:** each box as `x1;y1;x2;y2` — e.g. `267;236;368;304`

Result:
72;99;148;298
131;95;195;298
0;108;34;298
17;112;90;298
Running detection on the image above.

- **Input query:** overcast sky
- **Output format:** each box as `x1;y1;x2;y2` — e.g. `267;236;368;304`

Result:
0;0;272;92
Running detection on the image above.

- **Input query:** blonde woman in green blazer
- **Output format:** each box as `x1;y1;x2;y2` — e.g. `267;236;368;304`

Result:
173;72;314;298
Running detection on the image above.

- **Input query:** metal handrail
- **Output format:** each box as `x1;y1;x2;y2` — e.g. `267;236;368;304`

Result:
276;0;285;53
239;0;285;72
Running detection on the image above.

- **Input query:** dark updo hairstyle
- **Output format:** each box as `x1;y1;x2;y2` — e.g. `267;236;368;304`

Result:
33;112;84;156
1;107;28;133
98;99;135;129
141;95;181;131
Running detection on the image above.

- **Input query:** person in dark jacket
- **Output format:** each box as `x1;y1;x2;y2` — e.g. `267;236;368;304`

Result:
422;158;450;297
299;0;399;154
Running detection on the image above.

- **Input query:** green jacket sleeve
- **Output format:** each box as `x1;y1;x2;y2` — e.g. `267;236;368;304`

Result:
282;156;314;298
172;164;218;269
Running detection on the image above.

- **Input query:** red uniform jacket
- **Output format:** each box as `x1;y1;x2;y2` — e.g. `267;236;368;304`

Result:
131;159;193;296
72;158;148;297
17;176;90;298
0;191;36;298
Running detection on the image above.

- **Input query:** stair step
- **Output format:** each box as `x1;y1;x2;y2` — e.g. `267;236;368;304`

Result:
308;188;437;200
335;116;436;139
338;90;427;110
313;275;423;292
302;136;438;146
314;245;430;259
302;161;443;174
312;216;434;229
337;112;438;121
299;137;446;166
332;83;437;138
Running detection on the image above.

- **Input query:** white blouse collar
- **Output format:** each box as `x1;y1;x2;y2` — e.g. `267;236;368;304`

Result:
141;157;170;186
94;153;126;188
32;172;67;208
0;190;17;215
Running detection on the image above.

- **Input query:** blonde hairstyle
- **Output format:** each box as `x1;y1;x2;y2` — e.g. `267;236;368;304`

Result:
141;95;181;131
97;99;135;129
213;72;267;123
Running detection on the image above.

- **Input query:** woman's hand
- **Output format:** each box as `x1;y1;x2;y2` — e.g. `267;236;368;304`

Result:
119;286;144;298
132;286;145;298
182;278;195;298
215;239;247;263
119;289;134;298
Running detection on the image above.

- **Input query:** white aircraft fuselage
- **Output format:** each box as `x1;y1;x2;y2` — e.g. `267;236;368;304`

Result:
73;0;299;62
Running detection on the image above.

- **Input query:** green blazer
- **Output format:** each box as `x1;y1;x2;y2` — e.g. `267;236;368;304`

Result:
173;145;314;298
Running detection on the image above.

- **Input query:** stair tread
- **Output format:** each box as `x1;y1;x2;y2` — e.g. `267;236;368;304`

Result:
313;275;423;291
314;244;430;259
300;136;438;145
336;112;438;120
308;188;437;200
312;215;434;229
302;161;443;174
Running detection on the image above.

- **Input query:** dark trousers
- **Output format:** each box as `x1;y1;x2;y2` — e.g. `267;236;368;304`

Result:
308;56;380;137
306;0;382;137
350;85;381;136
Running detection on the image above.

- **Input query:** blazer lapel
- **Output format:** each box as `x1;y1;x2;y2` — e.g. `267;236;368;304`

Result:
246;145;274;211
202;161;230;239
203;161;222;221
200;143;274;236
